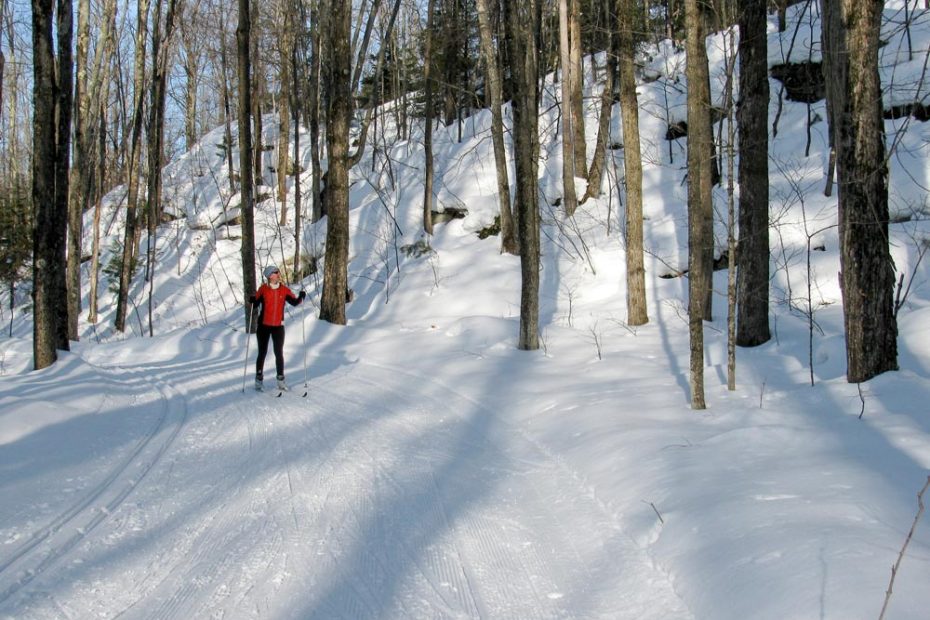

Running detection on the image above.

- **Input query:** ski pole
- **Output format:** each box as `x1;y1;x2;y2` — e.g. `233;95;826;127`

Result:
241;301;254;392
300;289;309;397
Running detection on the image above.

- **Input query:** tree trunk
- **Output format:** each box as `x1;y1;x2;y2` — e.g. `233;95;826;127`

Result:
507;0;541;350
476;0;517;254
346;0;402;168
319;0;351;325
351;0;382;97
619;0;648;326
66;0;91;342
88;29;114;324
31;0;72;368
735;0;771;346
582;0;616;204
558;0;578;216
277;13;293;213
238;0;258;330
291;37;303;280
568;0;586;178
308;2;323;223
145;0;178;336
221;28;236;195
115;0;151;333
183;56;198;151
685;0;712;409
422;0;436;236
821;0;898;382
251;0;263;188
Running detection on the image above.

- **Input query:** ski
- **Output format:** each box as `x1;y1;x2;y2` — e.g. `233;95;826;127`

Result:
252;385;309;398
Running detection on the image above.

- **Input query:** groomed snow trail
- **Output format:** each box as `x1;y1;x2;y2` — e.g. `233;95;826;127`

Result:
0;350;691;619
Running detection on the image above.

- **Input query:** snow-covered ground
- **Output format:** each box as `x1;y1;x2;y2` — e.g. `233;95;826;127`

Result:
2;4;930;618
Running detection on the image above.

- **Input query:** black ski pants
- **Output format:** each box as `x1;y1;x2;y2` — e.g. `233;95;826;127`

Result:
255;324;286;378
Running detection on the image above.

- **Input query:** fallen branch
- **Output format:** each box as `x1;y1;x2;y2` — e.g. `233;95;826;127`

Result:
879;475;930;620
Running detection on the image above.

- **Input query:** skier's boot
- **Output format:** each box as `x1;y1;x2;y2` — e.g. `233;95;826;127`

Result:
276;375;289;391
254;371;264;391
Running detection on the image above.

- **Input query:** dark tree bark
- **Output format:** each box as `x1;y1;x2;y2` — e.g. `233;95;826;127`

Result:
685;0;712;409
238;0;258;330
507;0;541;350
735;0;771;346
319;0;351;325
31;0;73;368
821;0;897;382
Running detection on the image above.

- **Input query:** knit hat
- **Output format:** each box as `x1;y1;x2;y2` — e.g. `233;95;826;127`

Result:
263;265;279;280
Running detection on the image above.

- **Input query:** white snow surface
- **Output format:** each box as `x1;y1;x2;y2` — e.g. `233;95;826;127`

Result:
2;4;930;618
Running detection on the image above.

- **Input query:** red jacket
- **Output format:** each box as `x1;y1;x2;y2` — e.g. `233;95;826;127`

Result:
253;283;301;327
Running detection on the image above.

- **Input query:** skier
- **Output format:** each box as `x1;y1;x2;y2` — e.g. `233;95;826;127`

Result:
249;265;306;391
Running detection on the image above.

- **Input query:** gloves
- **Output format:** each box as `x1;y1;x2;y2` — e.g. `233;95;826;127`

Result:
298;290;306;301
248;295;257;305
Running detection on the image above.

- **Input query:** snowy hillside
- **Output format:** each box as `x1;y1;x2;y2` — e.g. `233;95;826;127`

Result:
2;3;930;618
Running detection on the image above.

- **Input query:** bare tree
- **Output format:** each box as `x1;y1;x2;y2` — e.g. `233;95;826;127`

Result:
735;0;771;347
422;0;436;235
319;0;352;325
558;0;579;216
114;0;151;333
306;0;323;223
582;0;616;204
32;0;73;367
506;0;541;350
685;0;712;409
145;0;180;336
618;0;647;326
65;0;92;341
238;0;258;330
475;0;517;254
821;0;898;383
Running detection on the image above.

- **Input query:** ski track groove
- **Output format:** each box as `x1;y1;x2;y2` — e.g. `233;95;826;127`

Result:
0;366;189;611
344;371;570;619
4;350;691;619
349;360;692;619
140;395;283;620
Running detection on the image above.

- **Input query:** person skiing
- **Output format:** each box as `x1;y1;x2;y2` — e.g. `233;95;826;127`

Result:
249;265;306;391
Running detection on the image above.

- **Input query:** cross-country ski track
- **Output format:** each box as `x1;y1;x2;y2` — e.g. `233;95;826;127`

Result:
0;336;692;619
